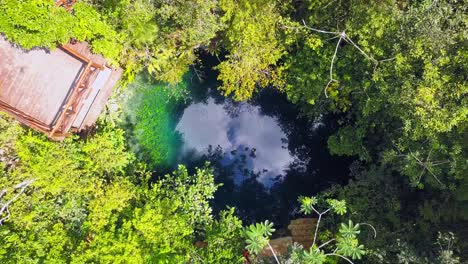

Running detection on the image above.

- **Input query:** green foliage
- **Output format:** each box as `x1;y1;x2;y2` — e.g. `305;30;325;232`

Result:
159;164;218;226
336;221;365;259
192;208;245;264
0;0;122;63
336;235;365;260
81;123;133;175
436;232;460;264
326;199;347;216
123;75;186;168
75;165;216;263
287;244;329;264
327;126;369;160
326;165;466;262
298;196;318;214
0;117;134;262
244;220;275;255
0;0;222;82
0;113;23;165
92;0;223;83
248;197;365;263
0;115;244;263
216;0;286;100
275;3;468;259
338;220;360;238
281;0;467;188
301;247;327;264
299;196;347;216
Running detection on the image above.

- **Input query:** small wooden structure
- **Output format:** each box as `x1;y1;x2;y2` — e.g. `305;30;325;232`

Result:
55;0;76;11
0;37;122;140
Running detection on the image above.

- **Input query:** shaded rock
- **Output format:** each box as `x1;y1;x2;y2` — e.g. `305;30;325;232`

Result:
259;236;293;257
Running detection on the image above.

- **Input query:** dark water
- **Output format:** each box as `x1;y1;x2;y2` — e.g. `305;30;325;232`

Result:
173;73;351;227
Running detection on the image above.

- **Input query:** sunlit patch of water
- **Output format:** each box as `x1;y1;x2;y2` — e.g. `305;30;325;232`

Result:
176;97;296;186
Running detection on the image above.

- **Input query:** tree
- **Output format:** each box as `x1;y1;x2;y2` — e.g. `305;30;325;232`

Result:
0;115;245;263
281;0;467;188
90;0;223;83
325;164;465;263
216;0;287;101
0;0;122;63
244;196;368;264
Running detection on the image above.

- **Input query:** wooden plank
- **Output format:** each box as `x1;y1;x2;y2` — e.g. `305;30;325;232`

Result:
60;45;104;70
0;67;15;101
66;41;108;66
0;38;85;125
79;67;122;130
0;36;122;140
49;61;92;137
61;67;99;133
55;0;76;11
72;67;112;128
0;100;51;132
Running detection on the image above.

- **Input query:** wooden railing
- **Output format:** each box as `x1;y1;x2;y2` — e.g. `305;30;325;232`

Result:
61;45;104;71
0;100;51;133
0;0;106;140
47;43;105;138
49;62;94;137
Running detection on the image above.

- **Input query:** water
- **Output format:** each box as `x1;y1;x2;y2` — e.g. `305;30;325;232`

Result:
176;96;295;186
173;79;351;226
122;55;352;226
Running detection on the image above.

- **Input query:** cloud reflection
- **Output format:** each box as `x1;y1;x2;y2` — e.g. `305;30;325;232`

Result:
176;98;295;185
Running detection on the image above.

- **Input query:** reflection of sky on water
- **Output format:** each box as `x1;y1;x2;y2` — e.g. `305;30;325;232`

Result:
176;97;295;185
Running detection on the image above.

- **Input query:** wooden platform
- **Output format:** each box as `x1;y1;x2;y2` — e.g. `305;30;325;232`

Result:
0;37;121;140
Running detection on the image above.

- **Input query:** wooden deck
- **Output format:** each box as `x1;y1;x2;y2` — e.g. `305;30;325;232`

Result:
0;37;121;140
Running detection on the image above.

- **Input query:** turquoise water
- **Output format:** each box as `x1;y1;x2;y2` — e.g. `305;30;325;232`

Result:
121;75;186;168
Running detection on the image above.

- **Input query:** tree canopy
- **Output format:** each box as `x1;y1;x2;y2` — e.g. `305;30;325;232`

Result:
0;0;466;262
0;115;244;263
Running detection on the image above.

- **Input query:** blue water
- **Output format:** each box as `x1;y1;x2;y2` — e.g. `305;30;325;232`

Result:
173;83;351;225
122;66;351;225
176;96;298;186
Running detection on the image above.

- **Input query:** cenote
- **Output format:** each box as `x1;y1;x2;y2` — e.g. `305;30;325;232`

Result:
123;61;352;227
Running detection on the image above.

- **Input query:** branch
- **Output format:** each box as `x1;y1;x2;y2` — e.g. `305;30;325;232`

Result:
430;160;450;166
409;151;444;186
343;35;377;63
416;167;426;184
326;253;355;264
323;35;344;98
425;167;444;185
311;206;321;215
324;79;338;98
298;21;395;98
267;242;281;264
301;19;338;35
313;213;322;246
318;238;336;249
359;222;377;238
330;36;343;79
0;179;35;225
312;208;331;246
